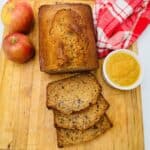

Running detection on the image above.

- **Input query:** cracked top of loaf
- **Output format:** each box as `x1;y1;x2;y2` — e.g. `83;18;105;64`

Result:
39;4;98;73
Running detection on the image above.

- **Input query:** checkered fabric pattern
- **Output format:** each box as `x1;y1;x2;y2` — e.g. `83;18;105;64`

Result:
94;0;150;58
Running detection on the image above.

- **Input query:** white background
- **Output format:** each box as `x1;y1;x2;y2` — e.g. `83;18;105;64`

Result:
0;1;150;149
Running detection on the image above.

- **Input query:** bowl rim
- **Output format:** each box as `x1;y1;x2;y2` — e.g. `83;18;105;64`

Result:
103;49;143;90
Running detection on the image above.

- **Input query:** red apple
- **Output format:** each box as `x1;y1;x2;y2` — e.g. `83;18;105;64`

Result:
1;1;34;33
3;33;35;63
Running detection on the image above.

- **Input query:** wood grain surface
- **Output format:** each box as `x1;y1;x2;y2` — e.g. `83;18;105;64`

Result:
0;0;144;149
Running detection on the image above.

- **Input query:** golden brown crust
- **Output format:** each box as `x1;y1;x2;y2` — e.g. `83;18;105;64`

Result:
56;41;69;66
39;4;98;74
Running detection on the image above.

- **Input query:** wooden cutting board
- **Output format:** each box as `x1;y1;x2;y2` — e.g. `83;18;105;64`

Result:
0;0;144;149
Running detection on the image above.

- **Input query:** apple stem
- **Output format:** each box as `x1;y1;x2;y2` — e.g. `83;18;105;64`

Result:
11;36;17;44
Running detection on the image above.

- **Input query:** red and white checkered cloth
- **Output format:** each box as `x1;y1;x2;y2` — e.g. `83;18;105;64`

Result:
94;0;150;58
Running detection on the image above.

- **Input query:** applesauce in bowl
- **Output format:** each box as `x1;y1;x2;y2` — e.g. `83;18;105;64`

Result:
103;49;143;90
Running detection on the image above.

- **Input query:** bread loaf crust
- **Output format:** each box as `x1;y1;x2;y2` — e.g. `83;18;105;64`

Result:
39;4;98;73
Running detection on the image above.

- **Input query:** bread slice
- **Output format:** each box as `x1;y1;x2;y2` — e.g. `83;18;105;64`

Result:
54;94;109;130
47;73;101;114
39;4;98;74
56;114;112;147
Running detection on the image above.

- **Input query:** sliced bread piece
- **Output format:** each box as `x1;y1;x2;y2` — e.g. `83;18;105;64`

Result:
57;114;112;147
47;73;101;114
54;94;109;130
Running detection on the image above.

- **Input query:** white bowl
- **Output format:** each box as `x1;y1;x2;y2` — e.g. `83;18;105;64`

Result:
103;49;143;90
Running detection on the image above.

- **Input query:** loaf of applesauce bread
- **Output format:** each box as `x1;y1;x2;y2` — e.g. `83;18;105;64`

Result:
39;4;98;73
